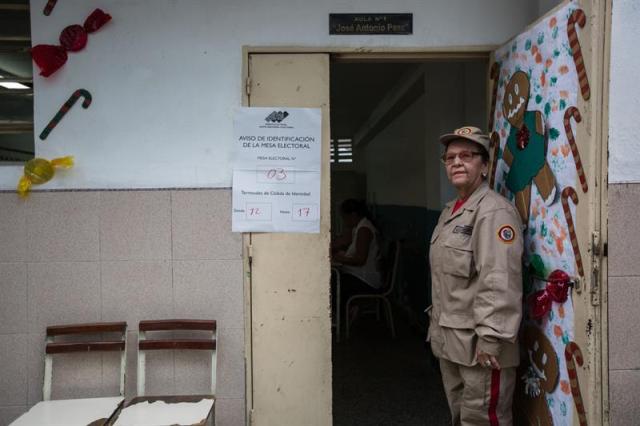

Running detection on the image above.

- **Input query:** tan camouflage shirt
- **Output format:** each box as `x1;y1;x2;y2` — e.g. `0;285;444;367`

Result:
428;183;523;368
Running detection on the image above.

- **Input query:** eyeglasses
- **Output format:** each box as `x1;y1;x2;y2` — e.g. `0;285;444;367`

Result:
440;150;484;165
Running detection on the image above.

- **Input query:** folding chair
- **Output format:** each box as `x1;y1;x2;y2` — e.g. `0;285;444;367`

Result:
345;241;400;339
11;322;127;426
112;319;217;426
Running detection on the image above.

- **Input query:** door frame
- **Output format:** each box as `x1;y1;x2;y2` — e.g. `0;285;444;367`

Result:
241;31;611;424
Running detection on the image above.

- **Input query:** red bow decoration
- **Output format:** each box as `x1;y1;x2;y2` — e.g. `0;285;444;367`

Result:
527;269;572;320
31;9;112;77
516;124;530;150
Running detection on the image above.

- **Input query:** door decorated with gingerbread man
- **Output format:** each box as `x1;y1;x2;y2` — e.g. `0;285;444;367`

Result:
488;1;607;424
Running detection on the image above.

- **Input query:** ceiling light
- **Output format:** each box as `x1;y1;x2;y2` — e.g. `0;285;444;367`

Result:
0;75;30;90
0;82;30;90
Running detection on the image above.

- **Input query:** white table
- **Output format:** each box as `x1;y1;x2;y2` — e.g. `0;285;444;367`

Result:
10;396;124;426
112;395;215;426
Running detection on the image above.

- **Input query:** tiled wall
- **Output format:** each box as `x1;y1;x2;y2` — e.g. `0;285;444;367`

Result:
0;189;245;426
608;183;640;426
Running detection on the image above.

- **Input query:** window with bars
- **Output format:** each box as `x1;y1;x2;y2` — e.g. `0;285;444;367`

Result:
330;138;353;164
0;0;34;163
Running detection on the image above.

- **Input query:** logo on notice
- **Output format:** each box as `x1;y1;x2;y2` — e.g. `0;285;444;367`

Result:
265;111;289;123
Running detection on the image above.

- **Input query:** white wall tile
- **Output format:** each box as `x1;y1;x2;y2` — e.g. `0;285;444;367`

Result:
215;328;245;400
27;262;101;334
0;263;27;334
610;369;640;426
0;334;28;406
101;260;174;329
140;349;176;396
171;190;241;260
0;406;27;426
215;398;246;426
608;276;640;370
49;352;105;400
609;184;640;276
0;194;27;262
26;193;100;262
100;191;171;261
173;260;244;327
26;333;45;405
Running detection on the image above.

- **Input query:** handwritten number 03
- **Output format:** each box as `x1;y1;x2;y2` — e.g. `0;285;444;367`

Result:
266;169;287;181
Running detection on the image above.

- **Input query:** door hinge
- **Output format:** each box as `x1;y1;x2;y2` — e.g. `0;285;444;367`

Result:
249;408;256;425
590;231;601;306
573;276;582;294
248;243;253;266
245;77;252;97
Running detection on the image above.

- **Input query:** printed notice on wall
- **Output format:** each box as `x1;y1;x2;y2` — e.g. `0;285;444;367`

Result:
232;107;322;233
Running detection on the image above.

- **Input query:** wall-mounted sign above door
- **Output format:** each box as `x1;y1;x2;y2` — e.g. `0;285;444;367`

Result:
329;14;413;35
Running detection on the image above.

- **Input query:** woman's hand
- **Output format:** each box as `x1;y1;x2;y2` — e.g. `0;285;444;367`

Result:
476;350;501;370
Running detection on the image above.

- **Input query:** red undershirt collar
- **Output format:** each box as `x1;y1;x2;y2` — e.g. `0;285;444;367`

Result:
452;196;470;215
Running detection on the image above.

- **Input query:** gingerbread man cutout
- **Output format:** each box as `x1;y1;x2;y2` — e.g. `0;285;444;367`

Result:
515;325;559;426
502;71;557;224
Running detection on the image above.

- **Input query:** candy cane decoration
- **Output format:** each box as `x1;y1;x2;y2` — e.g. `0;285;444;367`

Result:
565;342;588;426
489;131;500;190
39;89;92;140
567;9;591;100
43;0;58;16
488;62;501;131
562;187;584;277
564;107;588;193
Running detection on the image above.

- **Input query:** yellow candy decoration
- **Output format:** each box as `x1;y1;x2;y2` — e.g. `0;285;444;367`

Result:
17;156;74;197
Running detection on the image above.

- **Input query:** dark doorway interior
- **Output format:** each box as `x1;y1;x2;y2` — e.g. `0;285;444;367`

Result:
329;58;488;425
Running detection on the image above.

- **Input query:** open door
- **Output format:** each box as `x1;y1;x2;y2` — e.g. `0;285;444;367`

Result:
487;1;607;425
245;54;332;425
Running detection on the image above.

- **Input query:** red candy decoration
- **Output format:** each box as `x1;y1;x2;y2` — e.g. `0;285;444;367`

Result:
529;290;552;320
528;269;573;320
59;25;87;52
31;45;68;77
31;8;112;77
83;9;112;33
547;269;571;303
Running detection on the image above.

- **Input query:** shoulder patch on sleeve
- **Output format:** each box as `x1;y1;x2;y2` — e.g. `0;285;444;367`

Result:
497;224;516;244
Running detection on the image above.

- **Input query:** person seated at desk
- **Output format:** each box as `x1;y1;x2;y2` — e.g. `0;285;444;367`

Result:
332;199;383;316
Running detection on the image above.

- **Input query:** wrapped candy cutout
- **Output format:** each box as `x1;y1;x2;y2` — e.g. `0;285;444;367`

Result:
31;9;112;77
546;269;571;303
528;290;552;320
527;269;573;320
59;25;88;52
83;8;112;33
17;157;74;198
31;45;68;78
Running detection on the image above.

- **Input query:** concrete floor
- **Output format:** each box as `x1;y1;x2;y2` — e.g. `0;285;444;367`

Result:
332;311;451;425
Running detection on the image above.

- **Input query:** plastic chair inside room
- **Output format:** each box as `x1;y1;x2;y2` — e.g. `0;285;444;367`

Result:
345;241;400;339
110;319;218;426
11;321;128;426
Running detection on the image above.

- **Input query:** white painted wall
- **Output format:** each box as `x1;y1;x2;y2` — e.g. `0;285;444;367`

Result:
0;0;543;189
609;0;640;183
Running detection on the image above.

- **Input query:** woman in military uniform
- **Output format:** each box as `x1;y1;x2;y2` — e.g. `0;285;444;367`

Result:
428;126;523;425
